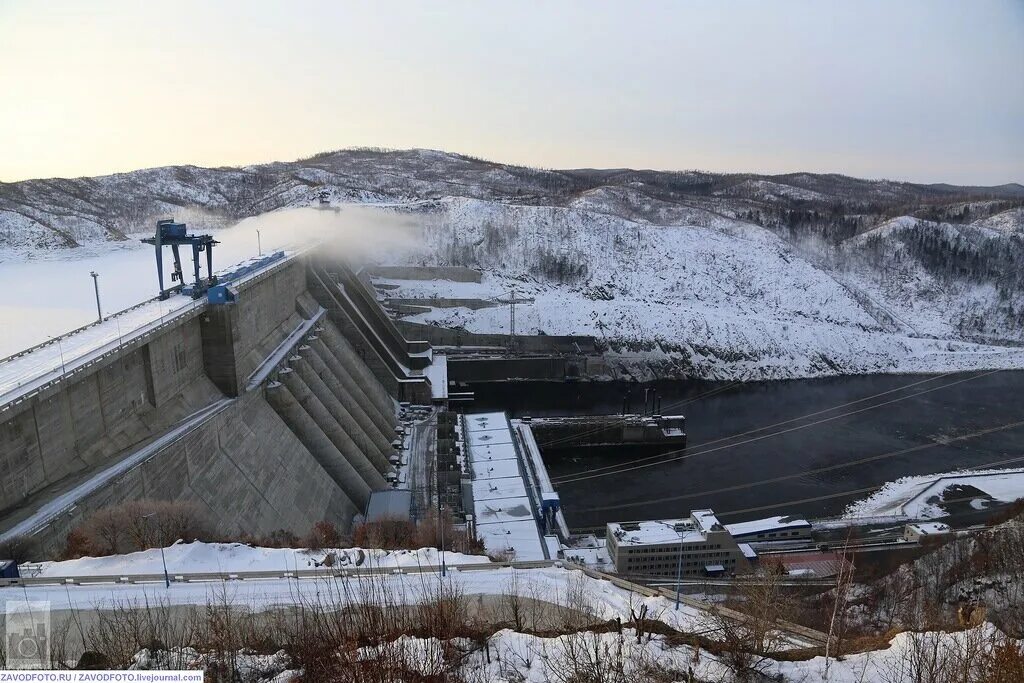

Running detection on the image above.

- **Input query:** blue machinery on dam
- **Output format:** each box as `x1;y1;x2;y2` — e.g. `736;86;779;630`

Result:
142;217;286;304
142;219;219;300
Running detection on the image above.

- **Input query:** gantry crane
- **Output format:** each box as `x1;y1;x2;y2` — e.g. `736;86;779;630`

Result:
141;219;219;300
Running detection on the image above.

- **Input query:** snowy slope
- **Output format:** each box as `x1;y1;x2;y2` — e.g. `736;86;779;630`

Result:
844;467;1024;520
381;197;1024;381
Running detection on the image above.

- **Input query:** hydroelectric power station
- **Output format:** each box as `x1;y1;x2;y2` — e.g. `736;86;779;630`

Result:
0;219;686;562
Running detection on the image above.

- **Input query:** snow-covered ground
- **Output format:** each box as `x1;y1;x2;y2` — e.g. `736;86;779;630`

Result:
10;563;715;637
844;467;1024;520
351;623;1019;683
376;197;1024;381
134;623;1020;682
23;541;490;578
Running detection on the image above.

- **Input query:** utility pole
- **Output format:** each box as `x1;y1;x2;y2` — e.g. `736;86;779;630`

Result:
508;287;516;356
674;525;685;610
48;335;67;376
256;229;262;256
439;503;447;578
142;512;171;588
90;271;102;322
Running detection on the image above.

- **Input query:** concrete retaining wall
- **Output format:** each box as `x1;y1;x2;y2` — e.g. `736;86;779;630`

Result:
387;298;501;312
395;320;597;355
448;356;571;382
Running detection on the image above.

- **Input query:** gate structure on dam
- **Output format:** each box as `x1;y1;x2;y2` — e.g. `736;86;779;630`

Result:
0;245;446;552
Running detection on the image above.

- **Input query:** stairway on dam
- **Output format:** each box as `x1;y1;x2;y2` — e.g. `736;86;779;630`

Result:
0;252;442;553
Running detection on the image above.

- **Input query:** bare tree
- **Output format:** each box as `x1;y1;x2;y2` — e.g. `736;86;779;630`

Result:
702;560;794;680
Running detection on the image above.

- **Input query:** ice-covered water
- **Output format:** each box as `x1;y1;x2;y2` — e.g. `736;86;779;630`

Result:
0;219;273;357
0;205;422;358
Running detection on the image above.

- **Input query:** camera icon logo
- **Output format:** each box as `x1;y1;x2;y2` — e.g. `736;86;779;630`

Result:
5;600;50;669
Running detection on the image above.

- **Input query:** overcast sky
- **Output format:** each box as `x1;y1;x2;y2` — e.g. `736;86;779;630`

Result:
1;0;1021;184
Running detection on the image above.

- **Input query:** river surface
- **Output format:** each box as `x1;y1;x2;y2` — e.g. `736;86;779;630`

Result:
468;372;1024;529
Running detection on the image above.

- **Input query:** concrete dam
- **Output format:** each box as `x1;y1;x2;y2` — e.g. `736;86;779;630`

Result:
0;250;441;552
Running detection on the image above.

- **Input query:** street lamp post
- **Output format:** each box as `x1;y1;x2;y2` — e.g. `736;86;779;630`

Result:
89;271;102;322
674;524;685;610
142;512;171;588
256;229;262;256
47;335;67;376
439;504;447;578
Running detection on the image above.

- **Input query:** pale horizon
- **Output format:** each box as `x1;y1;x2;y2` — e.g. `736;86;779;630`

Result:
2;0;1022;186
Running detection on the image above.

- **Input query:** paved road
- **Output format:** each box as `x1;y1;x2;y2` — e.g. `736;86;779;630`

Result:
407;410;437;521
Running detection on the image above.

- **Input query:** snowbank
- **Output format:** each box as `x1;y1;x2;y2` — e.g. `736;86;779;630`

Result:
25;541;491;578
844;467;1024;520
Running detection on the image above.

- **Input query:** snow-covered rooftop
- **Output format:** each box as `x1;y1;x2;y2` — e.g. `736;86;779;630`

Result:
475;500;534;526
464;411;546;561
464;412;509;432
471;457;522;482
725;515;812;538
467;428;514;447
907;522;951;535
607;519;705;546
692;509;723;532
471;477;529;503
474;520;547;561
469;442;519;462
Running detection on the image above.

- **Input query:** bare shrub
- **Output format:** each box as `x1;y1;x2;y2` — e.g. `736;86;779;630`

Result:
879;626;1024;683
353;517;419;549
351;510;484;556
985;637;1024;682
306;520;342;550
240;529;301;549
0;534;39;563
702;561;795;680
65;500;216;558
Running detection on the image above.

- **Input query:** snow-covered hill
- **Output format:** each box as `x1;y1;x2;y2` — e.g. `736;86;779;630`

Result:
3;149;1023;380
381;196;1024;380
3;148;1022;253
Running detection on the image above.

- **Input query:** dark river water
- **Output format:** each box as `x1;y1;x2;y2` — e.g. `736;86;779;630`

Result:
467;371;1024;529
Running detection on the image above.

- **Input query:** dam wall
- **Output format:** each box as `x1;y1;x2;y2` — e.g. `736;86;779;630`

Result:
27;391;359;557
0;252;427;551
0;312;219;519
307;258;432;404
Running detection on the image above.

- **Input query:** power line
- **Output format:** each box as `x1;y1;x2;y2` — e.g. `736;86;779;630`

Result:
571;419;1024;514
710;453;1024;520
551;369;1002;486
549;370;968;481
